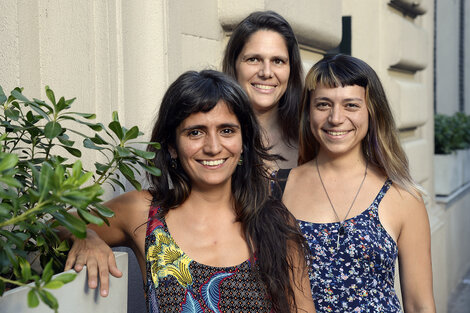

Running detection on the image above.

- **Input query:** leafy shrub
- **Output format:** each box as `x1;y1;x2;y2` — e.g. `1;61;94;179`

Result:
0;85;160;312
435;112;470;154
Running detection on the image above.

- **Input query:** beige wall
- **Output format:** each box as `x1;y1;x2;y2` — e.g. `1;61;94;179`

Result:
0;1;466;312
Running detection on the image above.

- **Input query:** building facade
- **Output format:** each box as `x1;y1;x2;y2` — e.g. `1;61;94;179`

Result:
1;1;468;312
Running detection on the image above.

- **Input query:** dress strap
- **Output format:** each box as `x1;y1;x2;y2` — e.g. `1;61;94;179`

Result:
146;204;163;236
372;179;393;208
271;168;292;200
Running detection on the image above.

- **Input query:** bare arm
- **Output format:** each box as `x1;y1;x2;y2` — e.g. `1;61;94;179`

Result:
63;190;151;297
397;195;435;313
288;240;316;313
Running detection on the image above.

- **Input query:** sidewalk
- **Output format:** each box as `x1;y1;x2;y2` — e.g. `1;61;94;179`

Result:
448;268;470;313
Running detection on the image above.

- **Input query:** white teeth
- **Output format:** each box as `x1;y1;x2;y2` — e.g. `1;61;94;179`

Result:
201;159;225;166
327;130;348;136
253;84;274;90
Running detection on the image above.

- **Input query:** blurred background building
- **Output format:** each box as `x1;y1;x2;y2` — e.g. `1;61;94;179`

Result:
1;1;468;312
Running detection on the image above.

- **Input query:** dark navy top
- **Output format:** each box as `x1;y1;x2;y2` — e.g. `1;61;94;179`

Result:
299;179;402;312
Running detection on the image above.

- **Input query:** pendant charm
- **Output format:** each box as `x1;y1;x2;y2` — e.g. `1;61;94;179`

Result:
337;225;345;250
339;225;345;236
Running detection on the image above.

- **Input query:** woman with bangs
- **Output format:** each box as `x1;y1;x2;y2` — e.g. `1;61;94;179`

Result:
275;54;435;312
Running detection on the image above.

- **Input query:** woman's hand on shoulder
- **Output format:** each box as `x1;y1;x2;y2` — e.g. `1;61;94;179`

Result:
64;229;122;297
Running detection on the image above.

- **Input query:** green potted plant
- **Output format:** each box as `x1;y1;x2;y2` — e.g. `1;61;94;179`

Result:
434;113;470;196
0;85;160;312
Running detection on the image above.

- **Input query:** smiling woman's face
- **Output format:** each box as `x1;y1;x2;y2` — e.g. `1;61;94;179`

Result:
171;100;243;190
235;30;290;114
309;84;369;158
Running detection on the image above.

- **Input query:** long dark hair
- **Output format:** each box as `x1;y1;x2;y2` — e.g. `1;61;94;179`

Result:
147;70;309;312
222;10;303;147
299;54;422;196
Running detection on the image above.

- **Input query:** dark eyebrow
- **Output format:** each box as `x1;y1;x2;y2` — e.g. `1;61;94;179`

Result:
312;97;332;102
219;123;240;129
180;123;240;132
343;98;364;102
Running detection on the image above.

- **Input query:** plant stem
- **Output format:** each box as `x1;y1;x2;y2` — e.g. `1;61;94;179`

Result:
0;200;49;228
0;276;28;288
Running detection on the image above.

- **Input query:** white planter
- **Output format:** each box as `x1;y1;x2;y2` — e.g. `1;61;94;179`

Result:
434;152;463;196
0;251;128;313
464;149;470;185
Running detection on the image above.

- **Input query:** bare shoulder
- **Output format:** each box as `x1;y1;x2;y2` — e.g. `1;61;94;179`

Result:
103;190;153;230
386;184;425;213
383;183;428;235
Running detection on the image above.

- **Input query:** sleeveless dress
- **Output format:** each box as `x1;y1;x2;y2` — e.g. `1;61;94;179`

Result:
299;179;402;313
144;204;272;313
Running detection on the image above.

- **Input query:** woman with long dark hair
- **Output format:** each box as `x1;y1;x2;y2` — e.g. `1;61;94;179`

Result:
65;70;315;312
223;11;303;170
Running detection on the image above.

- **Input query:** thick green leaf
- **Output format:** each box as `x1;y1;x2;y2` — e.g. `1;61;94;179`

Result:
0;176;23;188
116;146;131;157
123;126;139;142
44;121;63;139
112;111;119;122
45;86;56;105
72;160;82;178
118;163;135;180
0;153;18;171
0;230;25;249
11;89;30;102
130;148;155;159
90;134;107;145
19;257;32;281
0;85;7;104
42;259;54;283
68;112;96;119
37;236;45;247
57;135;75;147
109;178;125;191
77;208;104;225
27;289;40;308
0;202;13;217
139;162;162;177
61;145;82;157
44;280;64;289
5;107;20;120
54;273;76;284
56;240;69;252
83;138;105;150
51;211;87;238
27;102;51;120
95;162;111;173
56;96;69;112
38;289;58;310
147;142;161;150
108;121;124;140
76;171;94;186
38;163;53;200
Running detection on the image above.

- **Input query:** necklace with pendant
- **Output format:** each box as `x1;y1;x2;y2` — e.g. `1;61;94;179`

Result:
315;158;368;250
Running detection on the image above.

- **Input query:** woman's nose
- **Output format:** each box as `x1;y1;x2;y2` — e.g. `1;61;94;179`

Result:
258;61;273;78
203;133;222;155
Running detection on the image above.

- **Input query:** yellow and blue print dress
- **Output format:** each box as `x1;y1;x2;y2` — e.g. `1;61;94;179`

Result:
145;205;272;313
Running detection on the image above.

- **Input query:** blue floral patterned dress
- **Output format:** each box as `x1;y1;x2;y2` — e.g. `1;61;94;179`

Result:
299;179;402;313
145;205;272;313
